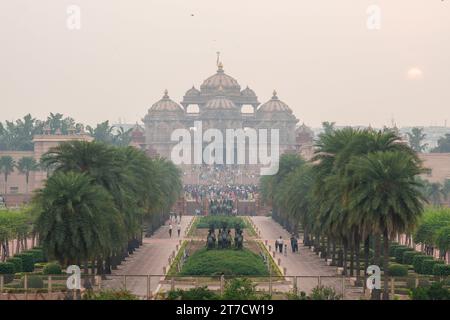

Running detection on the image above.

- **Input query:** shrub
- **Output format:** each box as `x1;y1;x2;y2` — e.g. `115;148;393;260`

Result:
389;244;402;256
0;262;15;283
421;260;445;275
6;257;23;273
15;253;35;272
394;247;413;263
388;264;408;277
410;281;450;300
26;249;45;263
412;255;433;274
310;285;342;300
402;251;421;265
42;262;62;275
196;216;246;230
222;278;261;300
433;264;450;277
20;275;44;289
167;286;219;300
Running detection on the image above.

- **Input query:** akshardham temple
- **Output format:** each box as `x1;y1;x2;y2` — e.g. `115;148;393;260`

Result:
143;61;315;173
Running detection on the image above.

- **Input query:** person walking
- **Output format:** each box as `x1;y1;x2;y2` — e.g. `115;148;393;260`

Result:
169;223;173;238
177;222;181;237
290;235;296;253
277;236;283;253
284;243;288;256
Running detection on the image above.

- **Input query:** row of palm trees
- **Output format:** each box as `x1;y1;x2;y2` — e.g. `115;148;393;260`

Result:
0;156;40;195
33;140;182;275
261;128;426;300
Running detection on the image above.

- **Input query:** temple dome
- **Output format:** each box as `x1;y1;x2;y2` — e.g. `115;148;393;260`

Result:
241;86;256;97
257;90;292;113
204;96;237;110
200;63;241;92
150;90;184;113
185;85;200;97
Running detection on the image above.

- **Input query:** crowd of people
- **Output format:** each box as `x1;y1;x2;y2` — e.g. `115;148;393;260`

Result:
184;164;259;185
183;184;258;202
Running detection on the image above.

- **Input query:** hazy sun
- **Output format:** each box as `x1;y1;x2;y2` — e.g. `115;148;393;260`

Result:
407;67;423;80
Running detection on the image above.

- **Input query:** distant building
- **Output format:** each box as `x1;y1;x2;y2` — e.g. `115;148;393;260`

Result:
142;61;314;182
0;129;93;206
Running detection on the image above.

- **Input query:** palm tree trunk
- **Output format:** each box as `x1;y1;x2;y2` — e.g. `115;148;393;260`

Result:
355;236;361;283
350;238;355;277
382;229;390;300
372;234;382;300
332;241;336;266
343;240;348;276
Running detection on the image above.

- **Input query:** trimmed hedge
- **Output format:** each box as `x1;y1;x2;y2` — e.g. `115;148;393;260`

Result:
402;251;421;265
388;263;408;277
389;244;403;257
394;247;413;263
15;253;35;272
433;264;450;277
0;262;15;283
421;260;445;275
43;262;62;275
20;275;44;289
6;257;23;273
412;255;434;274
26;249;45;263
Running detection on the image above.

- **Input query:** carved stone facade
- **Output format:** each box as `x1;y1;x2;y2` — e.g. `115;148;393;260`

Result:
143;62;312;166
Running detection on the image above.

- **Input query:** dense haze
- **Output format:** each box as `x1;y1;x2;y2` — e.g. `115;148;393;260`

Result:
1;0;449;127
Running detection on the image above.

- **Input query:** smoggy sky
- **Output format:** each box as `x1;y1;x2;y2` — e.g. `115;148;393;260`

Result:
1;0;449;128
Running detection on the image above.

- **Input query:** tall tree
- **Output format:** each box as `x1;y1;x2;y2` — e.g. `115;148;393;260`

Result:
431;134;450;153
0;156;15;195
406;127;428;152
35;171;120;265
17;157;39;194
347;151;425;300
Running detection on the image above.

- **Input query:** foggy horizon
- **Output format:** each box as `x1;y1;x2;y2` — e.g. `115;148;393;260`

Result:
1;1;449;128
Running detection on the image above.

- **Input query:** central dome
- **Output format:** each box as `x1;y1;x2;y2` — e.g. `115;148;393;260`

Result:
200;63;241;92
204;96;237;110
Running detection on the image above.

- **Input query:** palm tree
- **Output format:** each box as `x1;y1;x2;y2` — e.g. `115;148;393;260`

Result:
17;157;39;194
426;182;445;206
347;151;425;300
35;171;120;266
0;156;15;195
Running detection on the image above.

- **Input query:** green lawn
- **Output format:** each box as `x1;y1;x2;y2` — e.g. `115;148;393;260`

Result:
179;248;269;276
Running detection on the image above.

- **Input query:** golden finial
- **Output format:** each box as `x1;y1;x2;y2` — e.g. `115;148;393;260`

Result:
272;90;278;99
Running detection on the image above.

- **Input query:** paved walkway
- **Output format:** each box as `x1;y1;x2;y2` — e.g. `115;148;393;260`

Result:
103;215;193;298
251;216;363;299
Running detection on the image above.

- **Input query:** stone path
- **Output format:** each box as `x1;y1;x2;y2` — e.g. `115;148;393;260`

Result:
251;216;363;299
103;215;193;298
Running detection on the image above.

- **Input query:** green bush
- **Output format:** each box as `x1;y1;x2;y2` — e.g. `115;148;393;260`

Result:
402;251;421;265
167;286;219;300
389;244;402;256
0;262;15;283
394;247;413;263
26;249;45;263
6;257;23;273
412;255;433;274
388;264;408;277
222;278;266;300
20;275;44;289
196;216;246;230
42;262;62;275
15;253;35;272
179;248;269;276
433;264;450;277
410;281;450;300
310;285;342;300
421;260;445;275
